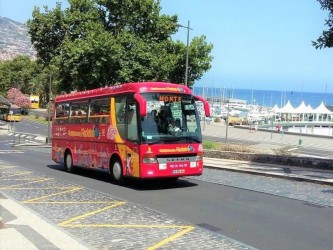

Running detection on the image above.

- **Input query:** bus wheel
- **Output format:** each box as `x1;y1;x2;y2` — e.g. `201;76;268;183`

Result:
64;152;73;173
110;159;124;184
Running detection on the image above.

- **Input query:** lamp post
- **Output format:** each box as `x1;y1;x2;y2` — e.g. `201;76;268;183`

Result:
177;20;192;87
225;100;230;143
47;73;51;144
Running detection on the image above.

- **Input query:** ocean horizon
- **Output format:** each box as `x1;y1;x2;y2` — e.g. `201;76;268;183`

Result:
192;87;333;109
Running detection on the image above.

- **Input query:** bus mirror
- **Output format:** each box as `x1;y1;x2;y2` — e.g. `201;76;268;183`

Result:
195;95;211;117
134;93;147;117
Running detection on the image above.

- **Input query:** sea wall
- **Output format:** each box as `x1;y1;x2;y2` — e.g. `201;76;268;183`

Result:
204;150;333;170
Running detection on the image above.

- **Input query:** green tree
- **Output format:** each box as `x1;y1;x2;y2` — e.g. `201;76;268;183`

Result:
313;0;333;49
0;56;36;95
0;56;53;107
27;0;213;91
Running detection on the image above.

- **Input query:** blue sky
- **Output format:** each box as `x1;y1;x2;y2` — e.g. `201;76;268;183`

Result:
1;0;332;93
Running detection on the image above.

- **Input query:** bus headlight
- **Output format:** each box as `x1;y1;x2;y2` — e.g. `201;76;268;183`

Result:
196;152;203;161
142;153;157;164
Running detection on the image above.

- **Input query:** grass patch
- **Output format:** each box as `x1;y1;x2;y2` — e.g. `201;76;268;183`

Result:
202;141;220;150
24;115;49;125
203;140;296;156
218;143;259;153
203;141;260;153
272;146;296;156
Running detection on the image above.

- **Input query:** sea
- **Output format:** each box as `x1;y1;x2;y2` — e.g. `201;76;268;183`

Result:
192;87;333;109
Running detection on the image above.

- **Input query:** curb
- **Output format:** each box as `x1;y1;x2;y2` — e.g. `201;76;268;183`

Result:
204;165;333;186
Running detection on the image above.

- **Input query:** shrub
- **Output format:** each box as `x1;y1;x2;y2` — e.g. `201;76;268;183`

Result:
218;143;258;153
272;146;296;156
203;141;219;150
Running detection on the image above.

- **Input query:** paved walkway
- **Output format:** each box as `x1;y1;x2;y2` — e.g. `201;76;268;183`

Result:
201;121;333;154
204;157;333;186
0;194;89;249
1;157;333;249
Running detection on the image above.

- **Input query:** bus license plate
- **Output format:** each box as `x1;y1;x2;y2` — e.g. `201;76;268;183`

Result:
172;169;185;174
167;162;189;168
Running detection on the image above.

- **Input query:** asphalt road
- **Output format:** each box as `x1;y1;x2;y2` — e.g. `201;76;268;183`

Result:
1;135;332;249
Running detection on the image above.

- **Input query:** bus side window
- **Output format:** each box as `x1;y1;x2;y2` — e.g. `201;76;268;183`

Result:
55;104;69;124
89;98;110;124
115;96;126;138
126;102;138;141
70;101;88;123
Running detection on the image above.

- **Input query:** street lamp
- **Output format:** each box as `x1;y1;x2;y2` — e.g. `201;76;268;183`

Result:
177;20;192;87
47;73;52;144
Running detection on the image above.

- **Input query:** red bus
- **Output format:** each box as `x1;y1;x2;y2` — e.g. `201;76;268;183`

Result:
51;82;210;184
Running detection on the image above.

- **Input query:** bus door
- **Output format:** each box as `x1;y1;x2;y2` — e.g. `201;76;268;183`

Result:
124;96;140;177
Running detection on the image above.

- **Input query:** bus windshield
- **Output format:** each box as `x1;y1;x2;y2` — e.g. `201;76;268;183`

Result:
140;93;202;144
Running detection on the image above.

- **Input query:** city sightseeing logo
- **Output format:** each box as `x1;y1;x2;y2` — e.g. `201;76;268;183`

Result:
93;125;100;138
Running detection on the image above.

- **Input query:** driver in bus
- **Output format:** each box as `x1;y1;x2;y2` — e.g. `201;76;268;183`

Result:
168;118;181;134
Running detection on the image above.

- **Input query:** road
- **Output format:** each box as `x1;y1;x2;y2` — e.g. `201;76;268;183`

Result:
1;120;333;249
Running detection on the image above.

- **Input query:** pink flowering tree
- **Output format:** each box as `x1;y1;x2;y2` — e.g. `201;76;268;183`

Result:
6;88;31;114
6;88;22;104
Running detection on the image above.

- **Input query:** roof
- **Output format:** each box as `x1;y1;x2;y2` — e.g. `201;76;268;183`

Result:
276;101;332;114
0;95;11;107
294;101;315;114
279;100;295;113
55;82;192;102
271;104;280;112
313;102;333;114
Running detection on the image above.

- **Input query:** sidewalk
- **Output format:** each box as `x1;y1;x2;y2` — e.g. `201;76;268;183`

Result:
0;193;90;249
1;158;333;249
204;157;333;186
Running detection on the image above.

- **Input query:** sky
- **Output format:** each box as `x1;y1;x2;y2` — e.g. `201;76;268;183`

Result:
1;0;333;93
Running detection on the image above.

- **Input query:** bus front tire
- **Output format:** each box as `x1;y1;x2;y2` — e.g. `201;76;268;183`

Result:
110;159;124;185
64;152;73;173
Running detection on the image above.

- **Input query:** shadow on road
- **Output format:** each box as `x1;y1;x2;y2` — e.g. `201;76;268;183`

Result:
47;164;197;190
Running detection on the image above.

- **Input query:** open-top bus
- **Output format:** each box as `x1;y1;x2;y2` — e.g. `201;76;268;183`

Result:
51;82;210;184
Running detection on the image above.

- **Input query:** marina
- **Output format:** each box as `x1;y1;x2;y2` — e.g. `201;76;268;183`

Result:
194;87;333;137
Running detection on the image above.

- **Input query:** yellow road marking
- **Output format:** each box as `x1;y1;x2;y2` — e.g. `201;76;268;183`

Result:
2;178;49;181
0;165;16;169
148;226;195;250
63;224;190;229
0;172;32;179
59;202;126;227
3;187;74;190
0;169;196;248
27;201;114;204
23;187;83;203
0;178;52;189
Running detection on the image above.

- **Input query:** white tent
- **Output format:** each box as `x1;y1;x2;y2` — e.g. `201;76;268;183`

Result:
279;100;295;113
313;101;333;114
271;104;280;112
305;104;315;113
272;100;333;122
294;101;308;113
312;102;333;121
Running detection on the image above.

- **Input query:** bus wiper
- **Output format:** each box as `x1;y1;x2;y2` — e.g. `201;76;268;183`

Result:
147;140;163;145
188;138;201;143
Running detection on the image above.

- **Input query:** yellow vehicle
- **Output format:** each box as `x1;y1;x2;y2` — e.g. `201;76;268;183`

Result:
30;95;40;109
4;107;22;122
227;116;243;126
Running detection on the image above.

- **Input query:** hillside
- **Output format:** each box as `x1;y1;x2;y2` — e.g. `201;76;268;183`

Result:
0;17;36;61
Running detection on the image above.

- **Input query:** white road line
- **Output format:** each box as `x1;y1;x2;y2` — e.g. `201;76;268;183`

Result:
0;150;25;154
